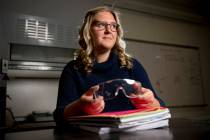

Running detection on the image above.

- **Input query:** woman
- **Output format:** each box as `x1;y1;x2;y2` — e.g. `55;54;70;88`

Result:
54;6;165;125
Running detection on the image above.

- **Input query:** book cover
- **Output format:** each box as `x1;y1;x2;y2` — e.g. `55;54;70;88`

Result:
67;107;170;123
68;113;171;128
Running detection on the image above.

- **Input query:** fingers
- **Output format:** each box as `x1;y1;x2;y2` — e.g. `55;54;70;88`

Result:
92;97;105;113
92;96;104;106
132;82;142;95
80;85;100;102
137;87;153;100
131;86;161;109
81;85;105;115
82;96;105;115
130;87;155;106
85;85;99;96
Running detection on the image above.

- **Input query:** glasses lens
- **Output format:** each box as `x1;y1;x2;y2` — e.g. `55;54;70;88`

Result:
96;81;116;100
110;23;118;32
92;21;119;32
95;79;140;100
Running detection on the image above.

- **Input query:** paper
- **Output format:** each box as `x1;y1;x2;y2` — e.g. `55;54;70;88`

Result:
67;107;171;134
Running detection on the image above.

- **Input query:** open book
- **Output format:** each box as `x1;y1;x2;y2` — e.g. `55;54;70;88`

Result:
67;107;171;134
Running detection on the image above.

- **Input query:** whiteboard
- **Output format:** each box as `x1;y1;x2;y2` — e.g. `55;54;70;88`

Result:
126;40;205;107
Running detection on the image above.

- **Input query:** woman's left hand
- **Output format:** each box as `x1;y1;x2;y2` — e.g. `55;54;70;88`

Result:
130;82;160;109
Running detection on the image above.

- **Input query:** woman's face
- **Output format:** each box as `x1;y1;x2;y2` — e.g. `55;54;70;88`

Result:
90;11;118;53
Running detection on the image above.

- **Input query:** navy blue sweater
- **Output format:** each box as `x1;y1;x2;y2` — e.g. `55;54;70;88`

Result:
54;53;165;124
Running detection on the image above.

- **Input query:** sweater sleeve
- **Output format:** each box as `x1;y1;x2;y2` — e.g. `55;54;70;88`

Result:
53;61;80;125
131;58;166;106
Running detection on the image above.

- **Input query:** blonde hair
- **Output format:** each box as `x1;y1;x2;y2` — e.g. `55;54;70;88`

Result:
76;6;133;73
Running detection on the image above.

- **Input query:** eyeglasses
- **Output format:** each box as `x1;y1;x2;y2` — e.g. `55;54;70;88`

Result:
94;79;141;100
92;21;119;32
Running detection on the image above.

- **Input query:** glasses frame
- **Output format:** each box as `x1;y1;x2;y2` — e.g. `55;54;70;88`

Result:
94;79;141;101
92;20;119;32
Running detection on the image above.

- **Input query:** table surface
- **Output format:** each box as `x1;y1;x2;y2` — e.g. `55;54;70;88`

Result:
2;118;210;140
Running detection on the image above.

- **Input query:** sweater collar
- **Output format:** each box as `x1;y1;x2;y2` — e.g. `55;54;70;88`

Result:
93;52;118;72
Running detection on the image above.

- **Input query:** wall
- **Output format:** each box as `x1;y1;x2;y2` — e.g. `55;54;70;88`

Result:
0;3;9;59
1;0;101;57
2;0;100;24
3;0;100;118
7;79;58;117
119;8;210;118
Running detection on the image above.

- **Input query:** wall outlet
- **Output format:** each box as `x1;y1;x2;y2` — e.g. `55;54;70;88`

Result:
0;59;8;74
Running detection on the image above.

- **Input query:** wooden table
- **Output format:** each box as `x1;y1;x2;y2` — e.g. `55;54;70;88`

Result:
2;118;210;140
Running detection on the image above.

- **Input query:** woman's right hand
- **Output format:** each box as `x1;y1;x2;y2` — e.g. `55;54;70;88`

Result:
80;86;105;115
